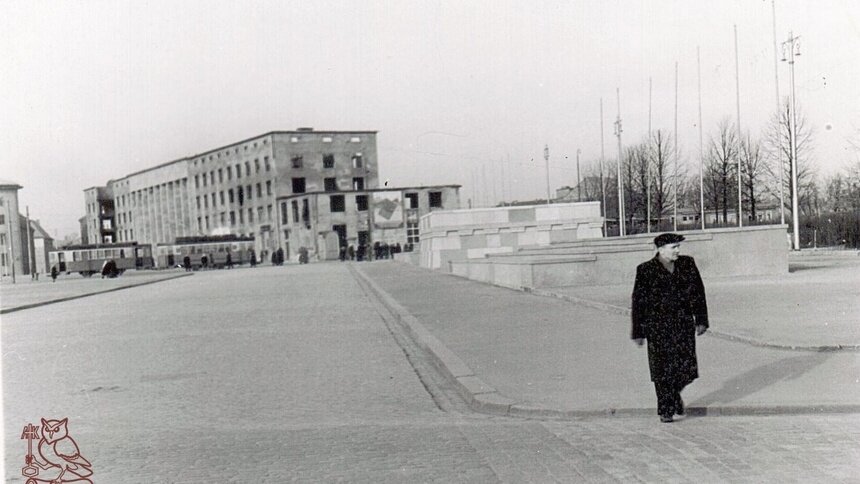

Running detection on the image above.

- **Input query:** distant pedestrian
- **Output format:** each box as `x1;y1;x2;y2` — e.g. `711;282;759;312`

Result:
276;247;284;265
249;249;257;267
347;245;355;261
226;252;233;269
631;233;709;423
201;255;208;269
50;265;58;282
183;255;192;272
339;245;347;262
272;251;278;265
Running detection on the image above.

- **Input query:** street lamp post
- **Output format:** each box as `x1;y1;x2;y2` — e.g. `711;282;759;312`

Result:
576;148;582;202
544;144;551;205
782;32;802;250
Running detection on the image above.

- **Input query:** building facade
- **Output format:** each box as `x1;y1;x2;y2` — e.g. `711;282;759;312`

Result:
82;129;382;263
1;179;53;278
276;185;460;261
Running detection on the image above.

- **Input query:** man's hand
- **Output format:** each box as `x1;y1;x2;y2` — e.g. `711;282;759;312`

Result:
696;325;707;336
634;338;645;346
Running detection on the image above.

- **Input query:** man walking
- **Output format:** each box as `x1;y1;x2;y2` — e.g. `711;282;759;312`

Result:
631;233;709;422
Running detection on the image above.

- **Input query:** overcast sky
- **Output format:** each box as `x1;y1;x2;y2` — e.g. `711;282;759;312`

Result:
2;0;858;238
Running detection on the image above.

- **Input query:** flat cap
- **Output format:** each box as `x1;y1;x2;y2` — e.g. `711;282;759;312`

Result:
654;233;685;247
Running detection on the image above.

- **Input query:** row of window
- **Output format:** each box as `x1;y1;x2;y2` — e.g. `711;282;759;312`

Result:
194;157;271;189
115;179;188;210
196;181;273;211
290;136;363;144
197;205;274;231
194;139;269;166
291;153;363;169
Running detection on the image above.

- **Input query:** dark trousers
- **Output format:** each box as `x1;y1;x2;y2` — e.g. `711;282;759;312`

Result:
654;380;685;416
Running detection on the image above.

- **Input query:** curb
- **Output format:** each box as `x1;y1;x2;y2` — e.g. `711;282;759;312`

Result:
0;273;194;315
528;287;860;353
353;263;860;419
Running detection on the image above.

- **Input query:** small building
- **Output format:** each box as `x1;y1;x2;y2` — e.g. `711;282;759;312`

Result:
275;185;460;261
1;179;54;278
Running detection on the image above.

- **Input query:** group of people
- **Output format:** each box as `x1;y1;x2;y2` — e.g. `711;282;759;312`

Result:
338;241;411;262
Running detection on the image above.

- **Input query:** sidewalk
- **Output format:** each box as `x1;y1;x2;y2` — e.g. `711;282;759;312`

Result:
354;261;860;418
0;270;192;314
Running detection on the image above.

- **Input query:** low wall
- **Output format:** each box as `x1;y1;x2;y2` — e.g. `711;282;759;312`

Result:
448;225;789;289
419;202;604;270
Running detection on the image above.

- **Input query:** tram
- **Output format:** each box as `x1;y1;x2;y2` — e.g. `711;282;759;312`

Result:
156;235;255;269
49;242;154;277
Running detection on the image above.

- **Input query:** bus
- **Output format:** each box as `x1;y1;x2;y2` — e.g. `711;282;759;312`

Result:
156;235;256;269
49;242;154;277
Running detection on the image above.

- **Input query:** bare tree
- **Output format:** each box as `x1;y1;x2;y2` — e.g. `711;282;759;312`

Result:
647;130;676;226
764;98;816;217
705;119;739;225
739;134;767;221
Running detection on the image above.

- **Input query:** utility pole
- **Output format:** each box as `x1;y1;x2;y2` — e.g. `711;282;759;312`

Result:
544;144;551;205
782;31;802;250
600;99;608;236
26;206;35;279
673;61;679;231
697;46;706;230
772;0;786;225
614;88;625;237
5;202;16;283
734;24;744;227
647;77;652;234
576;148;582;202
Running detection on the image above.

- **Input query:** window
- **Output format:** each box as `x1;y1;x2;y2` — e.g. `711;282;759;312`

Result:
238;187;244;206
429;191;443;208
197;217;202;231
228;189;235;204
195;175;200;188
236;164;242;179
302;199;309;225
330;195;345;212
292;178;306;194
322;136;333;143
0;233;6;244
255;159;260;173
256;183;262;198
290;136;299;143
219;191;225;205
202;174;207;187
230;211;236;226
239;210;244;224
257;207;263;222
248;208;254;223
245;162;251;176
350;136;361;143
323;154;335;168
204;196;209;209
264;156;271;171
324;178;337;192
352;177;364;190
220;212;226;225
266;180;272;196
352;154;363;168
205;216;210;229
0;214;5;225
356;194;368;211
267;204;272;221
196;196;201;210
218;169;223;183
245;185;252;201
227;166;233;180
291;155;303;168
407;222;420;244
210;172;215;185
281;202;288;224
405;193;419;209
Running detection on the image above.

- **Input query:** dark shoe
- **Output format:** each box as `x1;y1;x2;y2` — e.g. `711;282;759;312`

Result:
660;415;674;423
675;395;685;416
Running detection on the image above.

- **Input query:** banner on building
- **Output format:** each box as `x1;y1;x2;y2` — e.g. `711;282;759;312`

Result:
372;192;404;229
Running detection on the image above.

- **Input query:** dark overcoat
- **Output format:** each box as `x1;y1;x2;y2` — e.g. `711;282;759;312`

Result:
631;255;709;384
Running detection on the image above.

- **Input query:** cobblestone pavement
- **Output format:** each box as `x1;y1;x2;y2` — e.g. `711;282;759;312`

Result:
4;263;859;483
